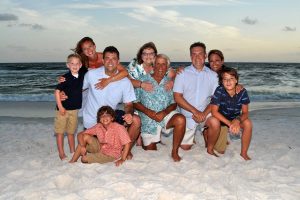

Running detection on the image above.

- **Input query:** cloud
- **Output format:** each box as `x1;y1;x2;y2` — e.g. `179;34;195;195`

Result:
0;13;18;21
283;26;296;32
65;0;241;9
16;8;40;17
125;6;240;38
241;16;257;25
19;23;45;30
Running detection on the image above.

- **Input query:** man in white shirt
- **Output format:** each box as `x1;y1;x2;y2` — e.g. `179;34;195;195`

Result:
83;46;141;159
173;42;219;156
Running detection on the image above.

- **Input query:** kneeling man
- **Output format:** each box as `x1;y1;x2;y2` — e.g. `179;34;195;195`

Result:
133;54;186;162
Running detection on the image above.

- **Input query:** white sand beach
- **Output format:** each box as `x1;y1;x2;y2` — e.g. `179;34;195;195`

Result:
0;101;300;199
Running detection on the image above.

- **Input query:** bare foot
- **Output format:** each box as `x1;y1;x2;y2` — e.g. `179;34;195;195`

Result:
127;152;133;160
143;143;157;151
207;150;219;157
59;154;67;160
171;149;182;162
216;150;225;154
240;153;251;160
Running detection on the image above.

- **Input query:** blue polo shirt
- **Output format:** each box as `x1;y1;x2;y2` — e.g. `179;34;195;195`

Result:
210;86;250;120
56;69;85;110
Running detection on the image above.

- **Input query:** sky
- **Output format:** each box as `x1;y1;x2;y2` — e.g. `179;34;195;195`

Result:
0;0;299;63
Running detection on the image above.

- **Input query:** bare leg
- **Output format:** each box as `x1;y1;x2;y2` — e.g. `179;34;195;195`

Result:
56;133;66;160
136;135;142;146
69;133;93;163
67;133;75;153
205;117;220;157
69;144;82;163
166;114;186;162
127;115;141;160
143;143;157;150
240;119;252;160
203;129;208;148
180;144;192;150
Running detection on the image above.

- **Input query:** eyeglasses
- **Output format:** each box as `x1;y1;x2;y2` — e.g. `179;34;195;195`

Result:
142;52;155;57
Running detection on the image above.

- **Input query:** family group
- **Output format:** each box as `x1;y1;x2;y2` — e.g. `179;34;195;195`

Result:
53;37;253;166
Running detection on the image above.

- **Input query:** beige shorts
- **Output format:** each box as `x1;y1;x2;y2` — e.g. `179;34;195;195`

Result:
141;111;178;146
54;110;78;134
214;126;228;153
181;113;211;145
86;136;115;164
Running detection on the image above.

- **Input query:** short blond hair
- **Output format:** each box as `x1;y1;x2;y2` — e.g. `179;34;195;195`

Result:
67;53;82;63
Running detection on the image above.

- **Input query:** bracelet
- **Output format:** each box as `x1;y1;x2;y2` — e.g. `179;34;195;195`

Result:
140;81;143;88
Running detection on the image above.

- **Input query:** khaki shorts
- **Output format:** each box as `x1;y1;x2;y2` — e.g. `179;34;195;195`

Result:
86;136;115;164
214;126;228;153
54;110;78;134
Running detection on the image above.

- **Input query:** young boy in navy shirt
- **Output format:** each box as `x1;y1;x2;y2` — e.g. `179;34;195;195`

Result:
54;54;84;160
211;67;253;160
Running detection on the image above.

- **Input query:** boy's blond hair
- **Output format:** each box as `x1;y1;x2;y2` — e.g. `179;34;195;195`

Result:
67;53;82;63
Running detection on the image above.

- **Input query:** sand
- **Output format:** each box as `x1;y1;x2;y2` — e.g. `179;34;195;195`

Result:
0;101;299;199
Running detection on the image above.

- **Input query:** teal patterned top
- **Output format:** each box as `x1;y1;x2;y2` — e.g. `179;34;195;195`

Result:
126;58;153;80
126;58;171;81
135;73;175;135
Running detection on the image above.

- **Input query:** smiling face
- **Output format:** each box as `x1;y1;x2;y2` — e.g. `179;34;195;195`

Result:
103;52;119;75
141;47;156;66
99;112;114;128
222;72;238;92
209;53;224;73
81;41;96;58
66;57;82;75
190;46;207;70
153;56;168;79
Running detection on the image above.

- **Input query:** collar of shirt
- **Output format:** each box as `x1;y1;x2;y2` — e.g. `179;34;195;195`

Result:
189;65;210;73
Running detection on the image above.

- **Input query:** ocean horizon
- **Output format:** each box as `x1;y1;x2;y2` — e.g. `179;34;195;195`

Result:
0;62;299;102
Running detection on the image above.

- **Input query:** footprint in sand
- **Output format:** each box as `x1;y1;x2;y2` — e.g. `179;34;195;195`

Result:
54;174;74;189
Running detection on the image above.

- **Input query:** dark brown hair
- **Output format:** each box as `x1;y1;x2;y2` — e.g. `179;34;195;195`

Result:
208;49;224;61
136;42;157;64
103;46;119;59
189;42;206;55
97;106;116;123
72;37;95;68
219;67;239;85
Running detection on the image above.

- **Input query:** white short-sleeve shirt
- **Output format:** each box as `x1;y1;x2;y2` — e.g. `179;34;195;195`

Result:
82;67;136;128
173;65;218;129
